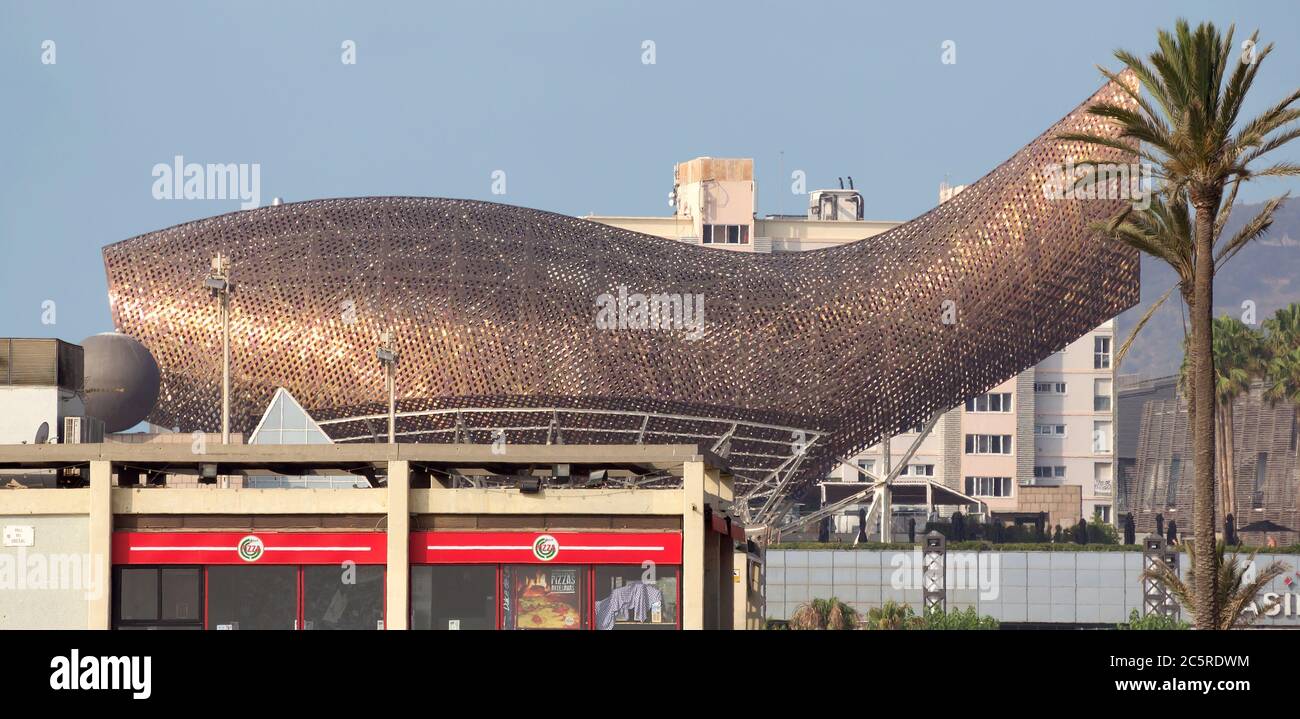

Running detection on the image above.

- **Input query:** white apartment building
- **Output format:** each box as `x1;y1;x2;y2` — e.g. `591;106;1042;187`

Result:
587;158;1117;530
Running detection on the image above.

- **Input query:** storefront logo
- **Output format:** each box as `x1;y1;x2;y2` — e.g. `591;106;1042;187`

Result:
237;535;265;562
532;534;559;562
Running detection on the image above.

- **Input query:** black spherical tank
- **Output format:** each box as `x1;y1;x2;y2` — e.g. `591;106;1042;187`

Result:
81;332;160;433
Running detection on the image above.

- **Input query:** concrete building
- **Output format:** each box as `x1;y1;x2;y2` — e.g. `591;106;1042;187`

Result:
0;443;759;630
588;163;1119;533
0;339;94;446
1123;378;1300;545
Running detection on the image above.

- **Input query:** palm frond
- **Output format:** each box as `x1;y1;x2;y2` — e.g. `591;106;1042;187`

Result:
1115;284;1177;368
1215;193;1287;270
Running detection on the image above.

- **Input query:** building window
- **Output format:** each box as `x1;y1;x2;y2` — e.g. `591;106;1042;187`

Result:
1033;382;1067;394
594;566;678;630
855;458;875;480
965;476;1012;497
207;565;299;630
113;567;203;630
411;565;497;630
1094;462;1113;497
964;434;1012;455
1092;421;1112;453
303;565;385;630
965;392;1012;413
900;463;935;477
1033;465;1066;479
1094;378;1113;412
1096;505;1112;523
1034;424;1067;437
1094;336;1112;369
702;224;749;245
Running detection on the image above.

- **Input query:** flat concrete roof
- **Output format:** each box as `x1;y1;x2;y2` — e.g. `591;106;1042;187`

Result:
0;442;728;475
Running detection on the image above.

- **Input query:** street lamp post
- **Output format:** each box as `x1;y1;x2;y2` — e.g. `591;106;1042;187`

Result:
205;253;234;444
377;331;399;444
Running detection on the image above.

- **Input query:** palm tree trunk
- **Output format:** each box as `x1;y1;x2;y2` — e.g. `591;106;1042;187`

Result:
1225;402;1236;520
1190;197;1221;629
1215;403;1228;520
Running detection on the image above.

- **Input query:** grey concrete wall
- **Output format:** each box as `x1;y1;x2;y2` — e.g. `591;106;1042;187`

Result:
0;514;93;629
767;548;1300;626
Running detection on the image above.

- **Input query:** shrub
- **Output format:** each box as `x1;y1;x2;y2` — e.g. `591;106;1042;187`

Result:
916;605;999;630
862;602;998;630
1087;510;1120;545
1118;608;1190;630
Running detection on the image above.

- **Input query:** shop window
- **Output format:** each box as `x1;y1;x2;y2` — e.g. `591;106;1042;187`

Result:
593;565;678;630
502;565;586;630
303;565;385;630
208;566;298;630
411;565;497;630
113;567;202;630
118;567;158;622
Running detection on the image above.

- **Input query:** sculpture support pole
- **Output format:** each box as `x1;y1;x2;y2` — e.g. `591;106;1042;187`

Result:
880;435;892;542
387;364;396;444
221;290;230;445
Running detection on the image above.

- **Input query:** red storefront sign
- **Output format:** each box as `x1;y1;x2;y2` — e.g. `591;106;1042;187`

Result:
112;532;386;565
409;531;682;565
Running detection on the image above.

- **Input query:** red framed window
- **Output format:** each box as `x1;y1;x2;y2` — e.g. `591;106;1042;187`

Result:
409;531;682;630
112;532;386;630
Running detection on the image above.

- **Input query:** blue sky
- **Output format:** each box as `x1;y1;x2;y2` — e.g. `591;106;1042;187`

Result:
3;0;1299;345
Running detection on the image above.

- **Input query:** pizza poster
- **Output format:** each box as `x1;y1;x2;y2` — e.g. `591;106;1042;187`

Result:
507;566;583;630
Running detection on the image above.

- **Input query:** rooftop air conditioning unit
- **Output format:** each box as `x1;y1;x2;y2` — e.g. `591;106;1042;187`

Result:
63;416;105;444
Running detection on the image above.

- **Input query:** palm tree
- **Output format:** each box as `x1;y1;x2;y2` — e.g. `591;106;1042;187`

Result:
1142;541;1288;628
864;600;914;630
1060;19;1300;628
1264;304;1300;459
1177;317;1266;521
788;597;858;630
1215;319;1263;521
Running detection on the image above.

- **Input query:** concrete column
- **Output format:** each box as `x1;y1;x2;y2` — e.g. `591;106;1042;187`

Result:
732;547;751;630
718;535;734;628
703;530;719;628
88;461;112;630
386;460;410;630
682;459;706;629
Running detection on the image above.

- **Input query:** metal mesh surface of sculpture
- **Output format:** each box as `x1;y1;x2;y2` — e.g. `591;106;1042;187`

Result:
103;77;1140;506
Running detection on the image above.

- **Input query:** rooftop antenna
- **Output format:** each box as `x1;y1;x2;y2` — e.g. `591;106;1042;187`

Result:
778;150;784;217
847;176;854;190
838;177;844;190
